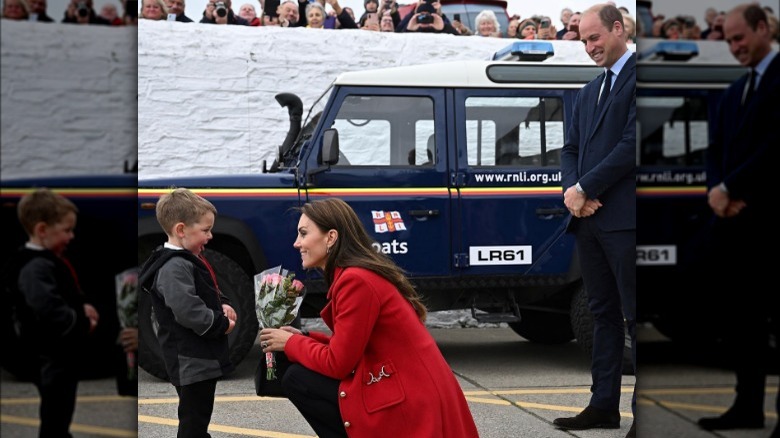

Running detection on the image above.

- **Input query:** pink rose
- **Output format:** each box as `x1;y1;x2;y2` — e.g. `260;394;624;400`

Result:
263;273;283;287
291;279;304;292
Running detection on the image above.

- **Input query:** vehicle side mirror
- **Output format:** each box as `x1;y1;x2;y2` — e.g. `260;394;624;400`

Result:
320;128;340;165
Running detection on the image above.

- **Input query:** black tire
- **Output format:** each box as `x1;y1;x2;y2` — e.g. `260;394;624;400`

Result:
137;248;259;381
570;286;634;376
508;309;575;344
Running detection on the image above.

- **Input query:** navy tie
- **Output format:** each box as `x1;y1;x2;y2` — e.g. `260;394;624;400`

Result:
596;69;613;115
742;68;756;106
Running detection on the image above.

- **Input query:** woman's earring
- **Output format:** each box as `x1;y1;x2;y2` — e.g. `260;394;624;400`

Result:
326;246;330;254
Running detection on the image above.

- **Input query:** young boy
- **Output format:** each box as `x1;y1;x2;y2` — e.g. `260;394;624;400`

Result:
139;187;236;437
3;188;100;438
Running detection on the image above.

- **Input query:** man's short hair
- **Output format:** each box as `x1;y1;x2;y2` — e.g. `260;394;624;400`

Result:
738;3;768;31
585;3;624;31
17;188;78;236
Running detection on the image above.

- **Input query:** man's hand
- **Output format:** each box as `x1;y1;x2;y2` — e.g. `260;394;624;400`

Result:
204;2;215;19
563;185;587;217
562;30;578;40
707;185;730;217
725;200;746;218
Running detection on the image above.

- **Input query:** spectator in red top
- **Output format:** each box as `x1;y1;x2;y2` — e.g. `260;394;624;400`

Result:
99;3;125;25
238;2;260;25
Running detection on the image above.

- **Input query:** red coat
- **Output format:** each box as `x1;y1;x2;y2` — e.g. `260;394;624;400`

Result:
285;267;479;438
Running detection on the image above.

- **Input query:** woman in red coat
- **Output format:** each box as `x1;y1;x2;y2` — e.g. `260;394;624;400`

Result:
260;198;479;438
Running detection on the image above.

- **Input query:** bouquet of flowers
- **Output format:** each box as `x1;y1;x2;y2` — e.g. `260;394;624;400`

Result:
115;267;139;381
255;265;305;381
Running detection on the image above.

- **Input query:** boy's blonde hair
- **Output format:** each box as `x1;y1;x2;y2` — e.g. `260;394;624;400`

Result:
155;188;217;235
17;188;79;236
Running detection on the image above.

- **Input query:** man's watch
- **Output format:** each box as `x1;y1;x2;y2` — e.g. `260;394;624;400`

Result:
575;182;586;196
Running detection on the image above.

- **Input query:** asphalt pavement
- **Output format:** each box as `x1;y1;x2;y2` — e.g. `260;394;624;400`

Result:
2;322;777;437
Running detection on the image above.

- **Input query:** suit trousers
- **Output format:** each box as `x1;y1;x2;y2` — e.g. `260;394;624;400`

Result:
575;218;636;414
36;356;79;438
711;214;778;416
282;363;346;438
175;378;218;438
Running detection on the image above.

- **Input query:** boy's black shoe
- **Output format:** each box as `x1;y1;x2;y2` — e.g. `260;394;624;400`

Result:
553;406;620;430
697;408;764;430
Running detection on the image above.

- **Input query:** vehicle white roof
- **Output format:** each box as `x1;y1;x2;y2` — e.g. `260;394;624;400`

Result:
637;38;743;65
333;41;637;89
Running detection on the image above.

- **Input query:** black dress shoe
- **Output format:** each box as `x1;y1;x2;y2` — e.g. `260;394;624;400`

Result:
553;405;620;430
697;408;764;430
625;420;636;438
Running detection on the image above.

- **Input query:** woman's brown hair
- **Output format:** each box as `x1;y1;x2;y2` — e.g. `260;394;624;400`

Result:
299;198;427;322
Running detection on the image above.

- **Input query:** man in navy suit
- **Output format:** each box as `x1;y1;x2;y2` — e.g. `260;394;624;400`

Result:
698;4;778;434
555;4;636;438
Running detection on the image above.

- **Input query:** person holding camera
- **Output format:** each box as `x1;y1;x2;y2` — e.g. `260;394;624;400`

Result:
451;12;472;35
375;0;399;29
378;10;394;32
705;12;726;40
140;0;167;20
536;15;558;40
558;11;580;40
401;0;457;35
356;0;376;27
200;0;248;25
62;0;110;24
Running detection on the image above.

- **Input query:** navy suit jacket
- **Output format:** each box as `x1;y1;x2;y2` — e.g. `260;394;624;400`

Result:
706;53;779;218
561;52;637;232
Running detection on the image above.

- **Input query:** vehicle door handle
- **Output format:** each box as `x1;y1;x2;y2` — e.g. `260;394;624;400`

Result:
409;209;439;217
536;207;567;217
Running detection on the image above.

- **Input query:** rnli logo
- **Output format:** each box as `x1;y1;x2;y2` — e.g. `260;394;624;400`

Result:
371;210;406;233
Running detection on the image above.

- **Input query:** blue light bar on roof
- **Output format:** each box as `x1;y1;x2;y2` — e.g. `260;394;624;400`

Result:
492;42;555;62
638;41;699;61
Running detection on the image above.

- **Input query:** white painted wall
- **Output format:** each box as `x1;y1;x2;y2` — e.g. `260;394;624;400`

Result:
1;19;598;180
137;20;537;179
0;20;137;179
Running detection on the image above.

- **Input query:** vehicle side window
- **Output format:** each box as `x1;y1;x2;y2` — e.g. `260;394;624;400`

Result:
638;96;709;166
465;97;564;167
331;95;435;167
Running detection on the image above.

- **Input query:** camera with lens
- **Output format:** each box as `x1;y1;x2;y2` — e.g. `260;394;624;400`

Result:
76;1;89;18
416;13;434;24
214;1;228;18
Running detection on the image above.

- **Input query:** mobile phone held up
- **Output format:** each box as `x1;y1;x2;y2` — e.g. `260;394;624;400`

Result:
453;13;460;21
541;19;550;29
264;0;280;17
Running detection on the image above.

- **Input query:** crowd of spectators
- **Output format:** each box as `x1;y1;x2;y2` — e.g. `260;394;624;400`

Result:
2;0;642;40
1;0;138;25
646;5;779;43
13;0;778;46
